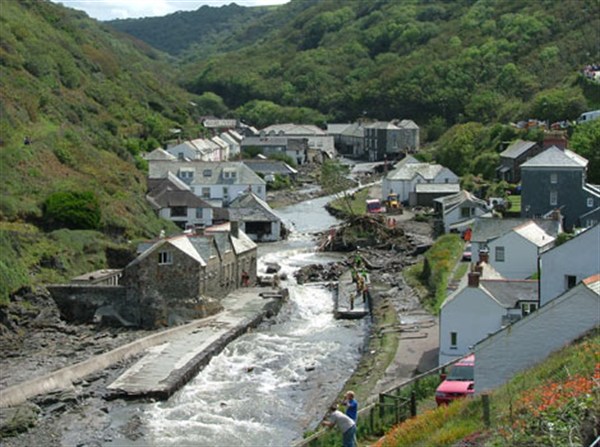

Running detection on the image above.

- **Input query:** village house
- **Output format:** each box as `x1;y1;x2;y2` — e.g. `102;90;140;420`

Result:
520;145;600;229
121;224;257;328
381;155;459;206
470;217;561;266
539;223;600;306
260;123;336;161
496;139;543;183
434;190;490;234
166;138;225;162
364;120;420;162
438;261;538;364
474;274;600;393
146;172;214;230
219;130;243;159
147;158;267;208
485;220;555;279
327;122;365;158
240;135;309;165
242;159;298;183
226;192;283;242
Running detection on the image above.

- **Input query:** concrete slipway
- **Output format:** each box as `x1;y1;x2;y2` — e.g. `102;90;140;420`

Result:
0;287;285;408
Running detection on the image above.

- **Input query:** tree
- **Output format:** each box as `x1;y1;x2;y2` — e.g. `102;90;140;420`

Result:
43;191;102;230
570;120;600;184
320;159;354;216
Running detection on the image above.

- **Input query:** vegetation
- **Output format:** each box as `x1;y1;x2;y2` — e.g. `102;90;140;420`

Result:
418;234;465;313
372;331;599;447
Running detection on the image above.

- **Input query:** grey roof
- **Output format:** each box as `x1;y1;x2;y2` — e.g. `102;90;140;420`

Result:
434;190;487;212
327;123;351;134
415;183;460;193
148;189;210;210
396;119;419;129
148;161;266;186
340;122;365;138
242;160;298;176
481;279;538;307
521;146;588;168
471;217;561;243
145;148;176;161
500;140;538;159
241;136;290;147
261;123;326;136
365;121;400;130
228;192;280;222
386;162;444;181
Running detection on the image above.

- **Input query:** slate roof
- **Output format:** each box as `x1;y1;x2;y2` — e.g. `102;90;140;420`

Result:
365;121;401;130
386;162;444;181
396;119;419;129
434;190;488;213
148;161;266;186
513;221;555;247
471;217;561;243
340;123;365;138
241;136;290;147
228;192;280;223
415;183;460;194
261;123;327;136
481;279;538;307
500;140;538;159
242;160;298;176
145;148;176;161
520;146;588;168
327;123;351;134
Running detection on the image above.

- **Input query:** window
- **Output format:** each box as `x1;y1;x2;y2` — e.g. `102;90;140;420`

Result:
203;169;212;177
495;246;505;262
550;190;558;206
158;251;172;265
179;170;194;181
170;206;186;217
460;207;472;218
521;302;538;316
550;173;558;184
196;207;203;218
587;198;594;208
256;186;262;194
566;275;577;289
450;332;458;349
223;170;236;179
202;187;210;199
223;186;228;198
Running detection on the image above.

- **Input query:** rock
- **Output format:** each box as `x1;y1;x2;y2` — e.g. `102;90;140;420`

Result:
265;262;281;274
0;402;40;437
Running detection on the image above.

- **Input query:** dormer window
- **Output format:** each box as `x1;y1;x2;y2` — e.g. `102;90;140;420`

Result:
179;169;194;181
203;169;212;177
223;169;237;179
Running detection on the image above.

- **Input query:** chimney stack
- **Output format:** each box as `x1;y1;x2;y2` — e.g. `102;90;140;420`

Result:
468;271;481;288
479;250;489;264
543;131;567;150
230;221;239;238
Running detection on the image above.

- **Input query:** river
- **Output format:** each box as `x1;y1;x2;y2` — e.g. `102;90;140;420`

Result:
105;193;370;446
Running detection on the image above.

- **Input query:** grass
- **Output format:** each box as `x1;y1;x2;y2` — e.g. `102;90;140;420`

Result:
328;188;371;217
370;331;599;447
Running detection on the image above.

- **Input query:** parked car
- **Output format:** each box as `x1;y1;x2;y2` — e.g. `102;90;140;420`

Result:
435;354;475;406
462;243;472;262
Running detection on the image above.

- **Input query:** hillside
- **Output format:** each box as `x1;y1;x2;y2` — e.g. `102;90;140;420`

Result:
174;0;600;131
106;4;273;57
0;1;202;301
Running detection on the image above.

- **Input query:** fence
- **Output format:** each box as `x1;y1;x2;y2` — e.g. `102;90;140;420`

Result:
294;358;460;447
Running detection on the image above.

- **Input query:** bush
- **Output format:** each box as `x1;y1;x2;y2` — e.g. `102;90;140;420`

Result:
43;191;101;230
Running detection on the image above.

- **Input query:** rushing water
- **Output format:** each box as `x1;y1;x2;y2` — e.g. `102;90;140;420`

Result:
105;193;369;446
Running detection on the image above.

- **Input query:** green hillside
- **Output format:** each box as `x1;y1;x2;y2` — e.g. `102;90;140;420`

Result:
0;1;202;302
177;0;599;131
107;4;273;56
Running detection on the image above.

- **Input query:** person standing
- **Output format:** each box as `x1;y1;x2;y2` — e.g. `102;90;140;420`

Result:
322;405;356;447
342;391;358;422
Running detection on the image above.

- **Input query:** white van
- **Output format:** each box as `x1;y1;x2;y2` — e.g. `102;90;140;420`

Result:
577;110;600;124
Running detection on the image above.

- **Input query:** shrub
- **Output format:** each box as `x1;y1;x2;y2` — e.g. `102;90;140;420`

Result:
43;191;101;230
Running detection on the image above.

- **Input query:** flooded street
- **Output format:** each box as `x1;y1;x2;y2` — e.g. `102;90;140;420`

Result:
103;194;370;446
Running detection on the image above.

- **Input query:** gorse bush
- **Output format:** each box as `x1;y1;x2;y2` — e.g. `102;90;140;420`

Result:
43;191;101;230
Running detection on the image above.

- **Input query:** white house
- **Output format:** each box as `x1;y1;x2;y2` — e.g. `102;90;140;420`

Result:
220;131;242;159
261;123;336;160
434;190;489;233
227;192;283;242
148;160;267;208
474;274;600;393
439;264;538;365
147;173;214;229
382;156;459;205
486;221;555;279
539;224;600;306
166;138;224;162
470;217;562;264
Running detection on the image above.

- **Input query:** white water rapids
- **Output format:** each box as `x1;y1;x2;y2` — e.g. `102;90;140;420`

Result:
105;194;370;446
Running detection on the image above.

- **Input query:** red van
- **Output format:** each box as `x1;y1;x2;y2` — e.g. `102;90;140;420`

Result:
435;354;475;406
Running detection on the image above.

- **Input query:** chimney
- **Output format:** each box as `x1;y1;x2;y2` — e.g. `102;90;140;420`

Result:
479;250;489;264
543;131;567;150
468;271;481;288
230;221;239;238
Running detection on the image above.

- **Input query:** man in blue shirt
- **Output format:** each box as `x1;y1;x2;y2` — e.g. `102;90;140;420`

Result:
342;390;358;422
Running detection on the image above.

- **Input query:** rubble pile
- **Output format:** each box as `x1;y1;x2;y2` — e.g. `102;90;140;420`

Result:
294;262;348;284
